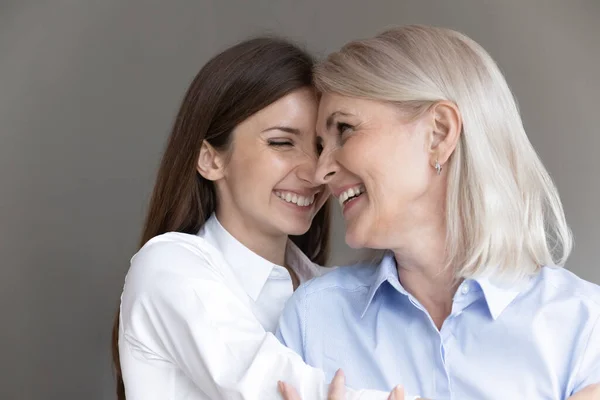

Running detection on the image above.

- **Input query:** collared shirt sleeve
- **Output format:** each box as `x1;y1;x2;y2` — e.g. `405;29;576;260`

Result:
120;239;389;400
570;314;600;394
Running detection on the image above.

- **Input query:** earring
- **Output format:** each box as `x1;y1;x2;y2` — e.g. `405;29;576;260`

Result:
435;160;442;175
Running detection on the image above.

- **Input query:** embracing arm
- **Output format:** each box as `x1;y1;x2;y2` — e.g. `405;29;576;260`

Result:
120;241;391;400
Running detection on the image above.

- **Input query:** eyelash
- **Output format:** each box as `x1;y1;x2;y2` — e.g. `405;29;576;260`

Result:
268;140;294;147
336;122;354;137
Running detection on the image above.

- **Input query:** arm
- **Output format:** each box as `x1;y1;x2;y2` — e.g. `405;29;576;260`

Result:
120;241;390;400
569;315;600;397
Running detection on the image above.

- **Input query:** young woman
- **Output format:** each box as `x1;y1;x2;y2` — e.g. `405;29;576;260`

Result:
111;37;400;400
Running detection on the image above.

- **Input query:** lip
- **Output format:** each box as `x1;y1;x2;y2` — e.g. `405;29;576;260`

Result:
331;183;364;198
342;193;364;215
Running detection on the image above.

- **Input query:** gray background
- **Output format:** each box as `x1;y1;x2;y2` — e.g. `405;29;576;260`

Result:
1;1;598;399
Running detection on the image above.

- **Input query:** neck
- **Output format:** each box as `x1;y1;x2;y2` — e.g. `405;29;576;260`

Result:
215;211;288;266
393;219;460;329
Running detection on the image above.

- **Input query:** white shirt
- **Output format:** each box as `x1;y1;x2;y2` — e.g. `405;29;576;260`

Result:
118;214;390;400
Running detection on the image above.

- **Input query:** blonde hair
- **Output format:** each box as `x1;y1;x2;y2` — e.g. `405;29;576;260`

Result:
315;25;572;281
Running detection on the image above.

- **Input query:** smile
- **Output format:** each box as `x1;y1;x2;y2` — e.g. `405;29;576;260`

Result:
274;191;316;207
337;185;365;207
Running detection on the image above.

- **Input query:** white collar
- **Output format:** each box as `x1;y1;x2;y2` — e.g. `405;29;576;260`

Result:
198;214;320;301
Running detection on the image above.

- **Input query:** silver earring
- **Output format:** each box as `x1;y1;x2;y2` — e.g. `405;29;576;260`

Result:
435;160;442;175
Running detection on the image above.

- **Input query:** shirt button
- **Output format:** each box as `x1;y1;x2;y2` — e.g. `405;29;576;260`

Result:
460;283;469;295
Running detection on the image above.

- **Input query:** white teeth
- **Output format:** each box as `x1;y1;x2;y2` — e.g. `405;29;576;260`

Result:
275;191;316;207
337;185;365;207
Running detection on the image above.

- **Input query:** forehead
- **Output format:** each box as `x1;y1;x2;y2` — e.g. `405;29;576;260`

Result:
256;88;317;125
317;93;397;133
317;93;359;118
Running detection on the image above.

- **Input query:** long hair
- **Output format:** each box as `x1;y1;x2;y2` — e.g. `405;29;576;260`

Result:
111;37;331;399
314;25;571;281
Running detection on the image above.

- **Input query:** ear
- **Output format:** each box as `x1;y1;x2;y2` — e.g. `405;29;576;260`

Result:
427;101;462;168
197;140;225;181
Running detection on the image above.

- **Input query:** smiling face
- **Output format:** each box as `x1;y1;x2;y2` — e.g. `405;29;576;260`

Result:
315;93;446;250
205;87;328;242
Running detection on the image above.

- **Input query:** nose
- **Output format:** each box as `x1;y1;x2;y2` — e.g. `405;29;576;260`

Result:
295;149;321;187
314;149;339;185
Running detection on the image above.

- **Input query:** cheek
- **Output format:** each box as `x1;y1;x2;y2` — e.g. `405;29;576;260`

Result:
381;168;429;214
264;153;300;179
226;154;270;195
365;137;430;209
233;151;288;182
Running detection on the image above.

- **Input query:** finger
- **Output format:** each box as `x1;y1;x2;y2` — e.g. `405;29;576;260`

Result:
567;383;600;399
327;369;346;400
278;381;302;400
388;385;404;400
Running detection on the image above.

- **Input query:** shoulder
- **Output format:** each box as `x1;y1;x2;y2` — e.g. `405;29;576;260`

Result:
122;232;231;303
293;261;378;299
120;232;245;327
537;266;600;307
128;232;225;281
280;261;379;339
529;266;600;322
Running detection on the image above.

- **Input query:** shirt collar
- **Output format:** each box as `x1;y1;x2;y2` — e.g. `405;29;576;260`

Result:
199;214;318;301
472;276;524;320
361;252;524;320
361;252;403;318
284;240;322;283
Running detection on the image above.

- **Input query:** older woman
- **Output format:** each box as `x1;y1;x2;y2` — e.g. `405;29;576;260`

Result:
277;25;600;399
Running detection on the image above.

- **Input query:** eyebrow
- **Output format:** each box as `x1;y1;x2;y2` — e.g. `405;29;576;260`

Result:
261;126;301;135
325;111;352;130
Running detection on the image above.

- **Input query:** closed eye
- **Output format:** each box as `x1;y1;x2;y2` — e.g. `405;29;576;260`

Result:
268;140;294;147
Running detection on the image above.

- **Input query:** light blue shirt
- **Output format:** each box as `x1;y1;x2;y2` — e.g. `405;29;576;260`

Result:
276;253;600;399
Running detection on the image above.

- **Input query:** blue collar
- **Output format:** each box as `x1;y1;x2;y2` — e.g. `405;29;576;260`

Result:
361;252;524;320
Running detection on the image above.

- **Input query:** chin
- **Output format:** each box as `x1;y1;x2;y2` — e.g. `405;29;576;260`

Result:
279;220;312;237
344;222;385;250
343;216;369;249
344;229;367;249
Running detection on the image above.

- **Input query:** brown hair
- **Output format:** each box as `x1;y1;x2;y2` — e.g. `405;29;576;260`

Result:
111;37;331;399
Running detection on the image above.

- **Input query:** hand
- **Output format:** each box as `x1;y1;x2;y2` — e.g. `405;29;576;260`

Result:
567;384;600;400
277;369;405;400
